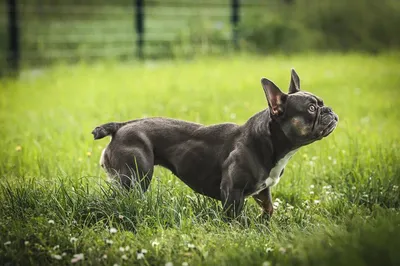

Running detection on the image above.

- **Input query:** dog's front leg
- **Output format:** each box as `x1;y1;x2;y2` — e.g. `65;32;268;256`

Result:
253;187;274;220
220;186;245;219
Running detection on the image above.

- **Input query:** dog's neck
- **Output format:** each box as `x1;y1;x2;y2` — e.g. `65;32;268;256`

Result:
243;109;295;165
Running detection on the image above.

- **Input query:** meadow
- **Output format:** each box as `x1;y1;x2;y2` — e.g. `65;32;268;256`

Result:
0;53;399;266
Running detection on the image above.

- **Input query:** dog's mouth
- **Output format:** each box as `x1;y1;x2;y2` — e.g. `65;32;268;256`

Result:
320;120;337;137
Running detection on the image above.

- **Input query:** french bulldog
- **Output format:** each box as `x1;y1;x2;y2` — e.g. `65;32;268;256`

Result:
92;69;338;218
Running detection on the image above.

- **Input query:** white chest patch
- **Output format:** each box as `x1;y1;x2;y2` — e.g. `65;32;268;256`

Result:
251;149;298;196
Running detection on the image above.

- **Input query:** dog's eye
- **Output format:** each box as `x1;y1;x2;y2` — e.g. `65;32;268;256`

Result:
308;105;317;112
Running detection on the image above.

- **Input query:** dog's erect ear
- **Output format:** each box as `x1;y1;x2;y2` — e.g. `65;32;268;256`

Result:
261;78;287;116
288;68;300;94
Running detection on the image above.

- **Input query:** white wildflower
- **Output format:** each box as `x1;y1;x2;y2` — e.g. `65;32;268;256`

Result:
51;254;62;260
53;245;59;250
310;184;315;189
309;191;314;195
102;254;108;259
188;243;195;249
262;262;271;266
48;219;55;225
70;237;78;243
165;262;173;266
24;241;29;246
105;239;113;245
109;227;117;234
71;253;84;263
279;247;286;254
266;247;273;253
119;247;125;252
151;240;160;247
137;252;145;260
121;254;128;260
314;200;321;204
141;249;147;254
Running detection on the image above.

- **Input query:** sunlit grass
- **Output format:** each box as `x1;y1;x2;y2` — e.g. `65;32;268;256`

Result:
0;53;399;265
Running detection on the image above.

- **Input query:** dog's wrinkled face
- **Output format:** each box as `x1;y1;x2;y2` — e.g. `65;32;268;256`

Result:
261;69;338;147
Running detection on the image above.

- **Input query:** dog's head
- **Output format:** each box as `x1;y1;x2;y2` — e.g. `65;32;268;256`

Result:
261;69;338;146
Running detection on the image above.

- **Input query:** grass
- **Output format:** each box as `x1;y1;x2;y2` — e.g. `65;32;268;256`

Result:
0;53;400;266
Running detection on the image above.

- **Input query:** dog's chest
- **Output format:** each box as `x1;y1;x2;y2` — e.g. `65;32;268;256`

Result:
251;149;298;195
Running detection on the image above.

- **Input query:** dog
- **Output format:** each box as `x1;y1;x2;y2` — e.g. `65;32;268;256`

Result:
92;69;338;218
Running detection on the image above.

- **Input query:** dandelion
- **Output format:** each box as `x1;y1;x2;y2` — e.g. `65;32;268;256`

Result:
70;237;78;243
266;247;273;253
314;200;321;204
187;243;195;249
48;219;55;224
109;227;117;234
87;151;92;157
137;252;145;260
262;262;271;266
105;239;113;245
121;254;128;260
279;247;286;254
51;254;62;260
15;145;22;151
165;262;173;266
71;253;84;264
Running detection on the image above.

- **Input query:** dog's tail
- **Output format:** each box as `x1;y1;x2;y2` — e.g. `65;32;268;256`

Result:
91;122;127;140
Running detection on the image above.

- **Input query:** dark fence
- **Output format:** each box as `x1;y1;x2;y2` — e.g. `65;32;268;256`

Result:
2;0;399;75
1;0;273;74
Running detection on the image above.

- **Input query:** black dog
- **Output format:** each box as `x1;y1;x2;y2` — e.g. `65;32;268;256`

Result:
92;69;338;218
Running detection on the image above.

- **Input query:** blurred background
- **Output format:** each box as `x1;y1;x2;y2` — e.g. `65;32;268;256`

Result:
1;0;400;75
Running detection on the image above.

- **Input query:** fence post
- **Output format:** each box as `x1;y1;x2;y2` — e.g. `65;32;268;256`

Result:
135;0;144;60
231;0;240;50
7;0;20;75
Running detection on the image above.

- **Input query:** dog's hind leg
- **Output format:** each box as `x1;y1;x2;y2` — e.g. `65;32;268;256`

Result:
107;146;154;193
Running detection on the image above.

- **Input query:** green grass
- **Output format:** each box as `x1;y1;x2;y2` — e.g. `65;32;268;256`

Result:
1;53;400;266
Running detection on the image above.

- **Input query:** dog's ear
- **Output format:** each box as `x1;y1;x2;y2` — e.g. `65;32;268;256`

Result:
261;78;287;116
288;68;300;94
